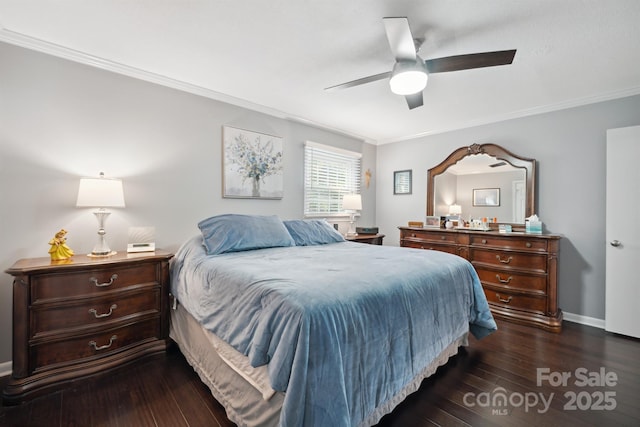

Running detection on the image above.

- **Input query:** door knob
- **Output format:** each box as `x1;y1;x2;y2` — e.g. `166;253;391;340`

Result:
610;240;622;247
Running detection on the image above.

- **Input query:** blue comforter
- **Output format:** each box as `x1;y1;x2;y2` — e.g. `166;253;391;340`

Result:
171;236;496;427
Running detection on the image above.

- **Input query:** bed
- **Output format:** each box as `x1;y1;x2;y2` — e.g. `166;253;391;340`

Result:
169;214;497;427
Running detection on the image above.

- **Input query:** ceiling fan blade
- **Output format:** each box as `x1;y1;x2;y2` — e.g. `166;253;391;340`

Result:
405;92;423;110
324;71;391;91
425;49;516;74
383;17;417;61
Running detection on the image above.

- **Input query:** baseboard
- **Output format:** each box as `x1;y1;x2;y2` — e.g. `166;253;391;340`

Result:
562;311;605;329
0;360;12;377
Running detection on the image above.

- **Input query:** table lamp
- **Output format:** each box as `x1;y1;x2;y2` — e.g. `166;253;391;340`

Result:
449;204;462;217
342;194;362;236
76;172;125;256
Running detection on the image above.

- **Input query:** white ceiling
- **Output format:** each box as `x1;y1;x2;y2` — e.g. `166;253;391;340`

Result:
1;1;639;144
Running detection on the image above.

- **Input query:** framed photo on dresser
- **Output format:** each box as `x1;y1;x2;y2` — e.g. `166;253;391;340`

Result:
425;216;441;228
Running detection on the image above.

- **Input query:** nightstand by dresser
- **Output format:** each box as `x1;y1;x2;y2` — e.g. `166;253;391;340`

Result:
2;250;173;404
345;234;385;245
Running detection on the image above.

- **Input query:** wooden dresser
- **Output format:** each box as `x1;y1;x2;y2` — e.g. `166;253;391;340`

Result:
3;250;173;404
399;227;562;332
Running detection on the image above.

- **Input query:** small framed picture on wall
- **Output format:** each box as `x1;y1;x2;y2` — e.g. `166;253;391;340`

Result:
473;188;500;206
394;170;412;195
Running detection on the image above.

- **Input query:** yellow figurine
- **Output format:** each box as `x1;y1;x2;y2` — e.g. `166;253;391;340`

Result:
48;229;74;261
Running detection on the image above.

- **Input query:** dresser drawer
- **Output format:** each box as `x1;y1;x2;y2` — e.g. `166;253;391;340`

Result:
31;288;161;338
402;230;458;244
30;317;161;373
470;248;547;272
470;235;547;252
475;267;547;294
484;288;547;315
31;263;158;303
403;240;459;255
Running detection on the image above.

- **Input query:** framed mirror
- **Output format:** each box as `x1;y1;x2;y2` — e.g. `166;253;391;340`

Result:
427;143;535;227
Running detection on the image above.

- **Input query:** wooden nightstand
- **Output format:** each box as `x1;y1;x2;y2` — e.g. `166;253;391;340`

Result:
2;250;173;404
345;234;385;245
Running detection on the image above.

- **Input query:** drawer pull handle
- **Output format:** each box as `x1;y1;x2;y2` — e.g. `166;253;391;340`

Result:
496;275;513;284
90;274;118;287
411;233;416;237
89;304;117;319
496;294;512;304
482;239;487;244
526;242;532;248
441;236;446;240
89;335;117;351
496;255;513;264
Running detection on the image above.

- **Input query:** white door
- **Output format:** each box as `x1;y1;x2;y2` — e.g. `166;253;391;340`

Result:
512;180;525;223
606;125;640;338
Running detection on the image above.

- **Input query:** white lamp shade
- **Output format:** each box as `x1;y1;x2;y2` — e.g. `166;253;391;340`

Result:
449;204;462;215
76;175;125;208
342;194;362;211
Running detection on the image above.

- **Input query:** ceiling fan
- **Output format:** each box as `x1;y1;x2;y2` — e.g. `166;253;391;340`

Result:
325;17;516;110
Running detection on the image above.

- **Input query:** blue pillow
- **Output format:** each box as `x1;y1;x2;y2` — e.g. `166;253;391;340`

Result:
283;219;345;246
198;214;295;255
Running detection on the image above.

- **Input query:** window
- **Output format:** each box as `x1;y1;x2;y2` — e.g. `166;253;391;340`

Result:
304;141;362;217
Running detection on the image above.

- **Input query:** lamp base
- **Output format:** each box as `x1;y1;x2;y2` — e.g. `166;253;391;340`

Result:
88;251;118;258
346;213;358;236
91;210;114;257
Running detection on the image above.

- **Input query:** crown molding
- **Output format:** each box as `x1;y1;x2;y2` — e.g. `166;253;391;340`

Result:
2;27;638;147
0;27;372;144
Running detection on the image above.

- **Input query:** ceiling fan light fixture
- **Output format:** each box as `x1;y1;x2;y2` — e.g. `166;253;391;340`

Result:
389;61;428;95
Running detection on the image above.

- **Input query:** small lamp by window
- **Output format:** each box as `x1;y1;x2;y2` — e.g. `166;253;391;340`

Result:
342;194;362;237
76;172;125;256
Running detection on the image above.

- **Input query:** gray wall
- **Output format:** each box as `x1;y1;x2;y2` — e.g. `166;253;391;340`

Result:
0;42;375;364
376;94;640;322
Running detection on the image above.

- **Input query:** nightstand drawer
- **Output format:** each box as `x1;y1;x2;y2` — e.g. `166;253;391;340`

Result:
484;288;547;315
31;288;161;338
31;263;158;303
31;317;160;373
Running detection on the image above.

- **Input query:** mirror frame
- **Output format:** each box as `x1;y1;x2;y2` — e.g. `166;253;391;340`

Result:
427;143;536;227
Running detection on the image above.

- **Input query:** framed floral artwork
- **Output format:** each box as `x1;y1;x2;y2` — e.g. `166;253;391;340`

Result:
222;126;284;199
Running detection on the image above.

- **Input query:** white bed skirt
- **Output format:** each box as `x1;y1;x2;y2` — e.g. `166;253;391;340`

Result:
170;302;468;427
170;303;284;427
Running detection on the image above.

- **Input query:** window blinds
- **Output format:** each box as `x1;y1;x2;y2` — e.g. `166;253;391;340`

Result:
304;141;362;216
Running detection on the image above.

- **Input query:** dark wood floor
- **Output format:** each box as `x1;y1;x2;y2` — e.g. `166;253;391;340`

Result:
1;319;639;426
